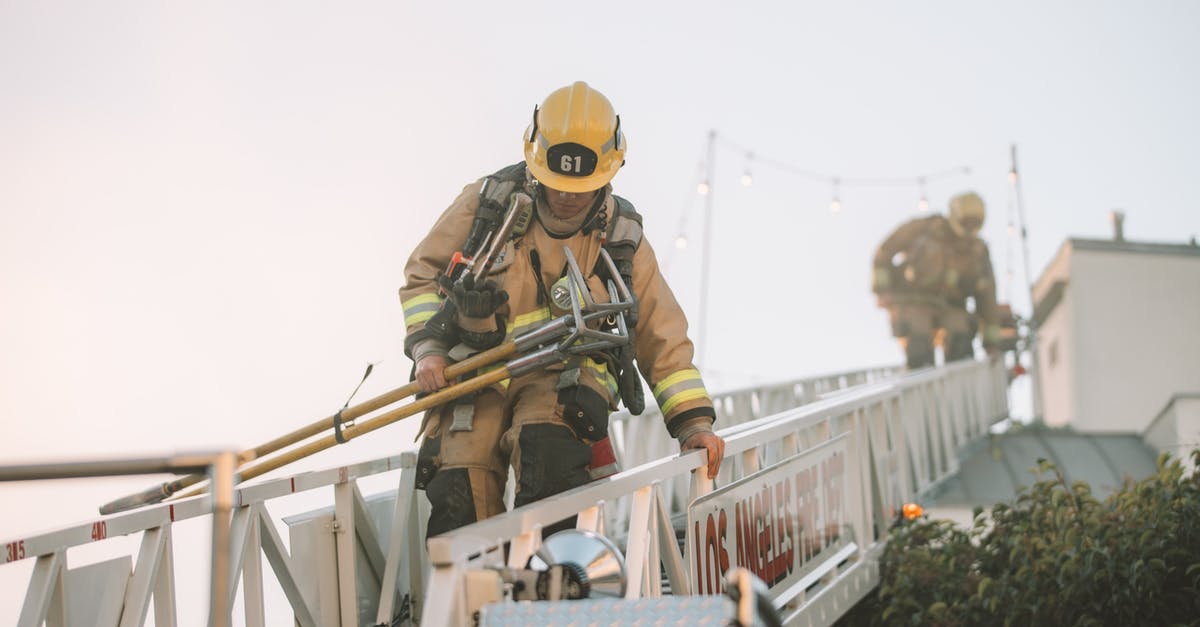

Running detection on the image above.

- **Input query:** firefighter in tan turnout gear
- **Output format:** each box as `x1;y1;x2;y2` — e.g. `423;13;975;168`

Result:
400;82;725;537
872;191;1004;369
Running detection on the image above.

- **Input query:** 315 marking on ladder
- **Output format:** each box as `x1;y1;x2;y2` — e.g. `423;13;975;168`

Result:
5;540;25;562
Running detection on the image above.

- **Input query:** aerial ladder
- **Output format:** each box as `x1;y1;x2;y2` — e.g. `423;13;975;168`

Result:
0;356;1007;626
0;252;1009;626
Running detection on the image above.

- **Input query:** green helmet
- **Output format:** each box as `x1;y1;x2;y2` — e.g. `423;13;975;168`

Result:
948;191;985;237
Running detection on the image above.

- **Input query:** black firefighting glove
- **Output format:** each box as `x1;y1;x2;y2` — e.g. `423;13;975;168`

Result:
438;273;509;319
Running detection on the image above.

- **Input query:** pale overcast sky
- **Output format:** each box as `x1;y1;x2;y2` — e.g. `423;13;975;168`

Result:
2;2;1198;622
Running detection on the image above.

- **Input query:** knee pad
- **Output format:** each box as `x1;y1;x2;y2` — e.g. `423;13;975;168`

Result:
945;333;974;362
425;468;478;537
558;384;610;442
514;423;592;508
905;334;935;369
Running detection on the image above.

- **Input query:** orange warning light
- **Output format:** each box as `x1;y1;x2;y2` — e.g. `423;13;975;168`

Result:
902;503;923;520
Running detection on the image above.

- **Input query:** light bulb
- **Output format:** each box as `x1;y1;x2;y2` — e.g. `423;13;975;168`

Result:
741;171;753;187
675;235;688;249
1008;170;1018;184
830;198;842;213
697;182;710;196
1007;223;1017;236
918;197;929;212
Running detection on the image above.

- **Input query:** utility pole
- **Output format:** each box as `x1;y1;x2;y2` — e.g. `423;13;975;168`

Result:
1011;144;1045;421
698;129;716;368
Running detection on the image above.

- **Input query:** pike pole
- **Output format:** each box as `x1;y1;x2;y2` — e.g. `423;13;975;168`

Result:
101;246;636;513
99;341;518;514
174;344;567;498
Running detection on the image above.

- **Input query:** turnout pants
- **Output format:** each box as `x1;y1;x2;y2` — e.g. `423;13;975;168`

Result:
888;302;974;369
415;365;615;537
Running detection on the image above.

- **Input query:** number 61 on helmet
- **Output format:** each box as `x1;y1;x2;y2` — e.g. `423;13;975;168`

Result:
523;81;627;194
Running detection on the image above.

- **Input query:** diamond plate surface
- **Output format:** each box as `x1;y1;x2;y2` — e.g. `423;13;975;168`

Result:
479;596;736;626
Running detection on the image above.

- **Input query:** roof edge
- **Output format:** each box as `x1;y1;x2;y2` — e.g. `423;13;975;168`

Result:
1069;237;1200;257
1143;392;1200;436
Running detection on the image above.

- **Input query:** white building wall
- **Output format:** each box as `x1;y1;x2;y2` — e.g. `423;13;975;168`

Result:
1047;247;1200;432
1143;394;1200;473
1032;244;1075;428
1037;291;1075;428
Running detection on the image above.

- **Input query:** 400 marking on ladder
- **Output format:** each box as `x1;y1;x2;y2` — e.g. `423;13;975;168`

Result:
91;521;107;541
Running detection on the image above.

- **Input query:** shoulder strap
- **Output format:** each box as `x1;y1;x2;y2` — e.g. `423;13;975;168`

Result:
480;162;528;214
462;163;533;257
490;161;528;185
607;194;643;250
598;194;645;414
599;194;643;293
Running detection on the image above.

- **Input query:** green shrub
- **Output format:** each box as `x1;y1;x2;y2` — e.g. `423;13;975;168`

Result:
841;451;1200;626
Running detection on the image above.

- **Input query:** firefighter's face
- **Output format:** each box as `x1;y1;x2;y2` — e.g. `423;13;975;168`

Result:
543;186;598;219
958;216;983;237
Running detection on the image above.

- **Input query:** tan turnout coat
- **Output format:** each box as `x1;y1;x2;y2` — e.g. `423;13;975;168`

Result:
400;176;714;436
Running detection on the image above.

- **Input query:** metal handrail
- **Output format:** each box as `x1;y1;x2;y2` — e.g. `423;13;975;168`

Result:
605;364;903;537
0;361;1005;626
0;452;238;627
422;358;1008;625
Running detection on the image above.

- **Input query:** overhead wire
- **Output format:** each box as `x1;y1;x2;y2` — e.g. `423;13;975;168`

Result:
661;158;705;275
665;128;977;279
667;130;976;263
714;133;971;188
664;129;978;369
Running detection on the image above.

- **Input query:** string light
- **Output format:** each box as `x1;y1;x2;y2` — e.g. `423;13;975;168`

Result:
687;132;971;215
1004;160;1019;303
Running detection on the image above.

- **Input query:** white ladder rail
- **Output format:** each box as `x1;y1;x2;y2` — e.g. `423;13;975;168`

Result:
1;362;1004;626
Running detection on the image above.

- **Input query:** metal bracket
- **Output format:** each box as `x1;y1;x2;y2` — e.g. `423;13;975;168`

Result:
557;247;635;354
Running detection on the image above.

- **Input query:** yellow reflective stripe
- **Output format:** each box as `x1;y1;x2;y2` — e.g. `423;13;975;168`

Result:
511;308;552;329
402;292;444;327
507;307;552;336
583;359;605;378
403;293;442;308
584;359;619;398
661;388;710;415
653;368;702;398
654;368;708;414
405;310;438;326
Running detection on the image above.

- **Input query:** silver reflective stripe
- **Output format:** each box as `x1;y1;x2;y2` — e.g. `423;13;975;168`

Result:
653;369;709;415
403;292;443;327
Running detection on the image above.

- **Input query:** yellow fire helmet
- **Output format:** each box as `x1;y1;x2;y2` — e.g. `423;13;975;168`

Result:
523;81;626;193
948;191;986;237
